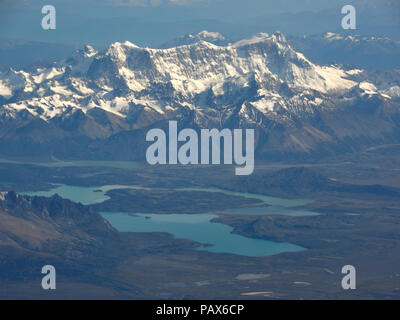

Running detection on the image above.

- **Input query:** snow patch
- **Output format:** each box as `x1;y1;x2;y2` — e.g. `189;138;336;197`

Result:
0;81;12;98
359;82;377;94
324;32;344;41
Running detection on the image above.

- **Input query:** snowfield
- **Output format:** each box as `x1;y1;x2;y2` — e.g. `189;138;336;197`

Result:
0;31;397;124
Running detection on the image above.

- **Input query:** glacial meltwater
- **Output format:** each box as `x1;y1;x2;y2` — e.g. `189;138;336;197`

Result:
100;212;305;257
20;183;316;257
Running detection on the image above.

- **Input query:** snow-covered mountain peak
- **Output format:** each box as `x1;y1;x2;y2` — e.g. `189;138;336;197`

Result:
82;44;97;57
106;41;139;61
324;32;344;41
0;31;396;124
233;31;288;48
160;30;229;48
271;31;287;43
195;30;225;41
70;44;97;61
233;32;270;47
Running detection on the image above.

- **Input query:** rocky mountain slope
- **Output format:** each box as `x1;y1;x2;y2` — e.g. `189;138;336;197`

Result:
0;191;117;280
0;31;399;160
0;191;115;250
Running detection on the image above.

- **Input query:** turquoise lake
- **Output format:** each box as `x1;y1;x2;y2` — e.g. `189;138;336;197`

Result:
100;212;305;257
21;183;318;215
20;183;316;257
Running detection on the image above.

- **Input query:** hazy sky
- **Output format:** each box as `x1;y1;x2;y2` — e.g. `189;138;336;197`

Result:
0;0;399;46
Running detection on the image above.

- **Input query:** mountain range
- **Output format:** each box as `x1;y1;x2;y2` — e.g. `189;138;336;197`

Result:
0;31;399;161
288;32;400;71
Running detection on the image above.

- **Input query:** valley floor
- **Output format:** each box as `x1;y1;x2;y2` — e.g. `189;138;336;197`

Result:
0;149;400;299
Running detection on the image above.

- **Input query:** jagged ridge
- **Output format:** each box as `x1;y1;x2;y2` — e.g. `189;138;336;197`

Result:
0;31;399;160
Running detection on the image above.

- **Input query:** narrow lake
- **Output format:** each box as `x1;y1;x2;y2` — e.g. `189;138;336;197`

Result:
21;183;316;257
100;212;305;257
21;184;318;215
